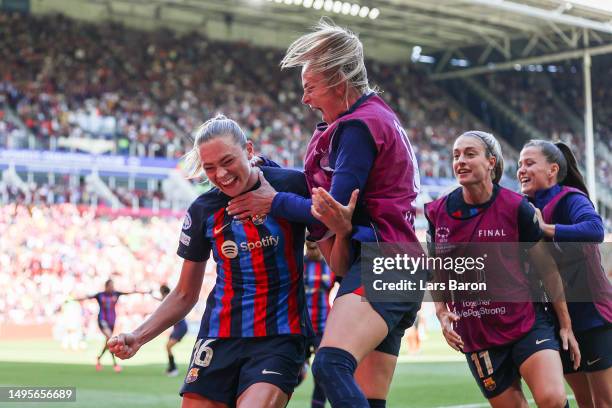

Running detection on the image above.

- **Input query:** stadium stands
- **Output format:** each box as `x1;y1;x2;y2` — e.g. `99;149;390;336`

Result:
0;10;611;329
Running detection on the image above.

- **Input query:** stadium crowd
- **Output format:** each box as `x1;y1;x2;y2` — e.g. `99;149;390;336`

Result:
1;12;610;182
0;176;167;210
3;12;611;184
0;203;215;331
0;11;479;177
480;67;612;185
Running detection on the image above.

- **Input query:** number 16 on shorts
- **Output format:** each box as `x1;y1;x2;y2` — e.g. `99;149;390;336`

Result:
192;339;215;368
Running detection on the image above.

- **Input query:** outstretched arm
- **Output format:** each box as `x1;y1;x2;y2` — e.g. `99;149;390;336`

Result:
108;259;205;359
121;289;153;296
72;295;94;302
533;195;604;242
227;124;376;225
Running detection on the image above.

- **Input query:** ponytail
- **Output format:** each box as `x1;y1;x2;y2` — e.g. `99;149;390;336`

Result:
523;139;589;197
555;142;589;197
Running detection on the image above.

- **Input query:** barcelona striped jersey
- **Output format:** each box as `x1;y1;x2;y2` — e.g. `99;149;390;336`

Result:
304;260;333;335
93;291;123;326
177;167;313;339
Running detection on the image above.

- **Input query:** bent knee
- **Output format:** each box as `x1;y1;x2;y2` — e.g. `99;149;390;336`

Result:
533;389;567;408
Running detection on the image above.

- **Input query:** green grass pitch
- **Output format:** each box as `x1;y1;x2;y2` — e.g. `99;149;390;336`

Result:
0;332;572;407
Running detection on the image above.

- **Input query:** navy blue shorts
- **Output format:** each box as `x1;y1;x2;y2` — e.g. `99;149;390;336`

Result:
180;335;306;407
170;320;188;342
98;319;114;334
561;325;612;374
465;307;560;399
337;261;421;356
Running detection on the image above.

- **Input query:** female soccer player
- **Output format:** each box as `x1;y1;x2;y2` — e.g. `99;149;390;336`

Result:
426;131;580;408
108;115;313;408
74;279;150;373
518;140;611;407
226;20;422;408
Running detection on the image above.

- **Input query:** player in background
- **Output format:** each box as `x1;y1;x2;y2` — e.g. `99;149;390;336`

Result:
426;131;580;408
74;278;150;372
301;242;334;408
108;115;313;408
226;20;423;408
156;284;189;377
518;140;612;407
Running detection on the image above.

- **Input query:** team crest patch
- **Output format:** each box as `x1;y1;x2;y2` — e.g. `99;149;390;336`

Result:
185;367;199;383
251;214;267;225
182;213;192;230
483;376;496;391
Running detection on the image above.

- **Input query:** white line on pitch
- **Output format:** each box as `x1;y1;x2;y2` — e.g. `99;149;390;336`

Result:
436;395;575;408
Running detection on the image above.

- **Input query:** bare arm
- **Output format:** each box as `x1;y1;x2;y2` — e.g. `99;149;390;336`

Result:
528;240;581;369
435;301;464;352
72;295;94;302
108;259;205;359
121;290;153;296
318;235;351;278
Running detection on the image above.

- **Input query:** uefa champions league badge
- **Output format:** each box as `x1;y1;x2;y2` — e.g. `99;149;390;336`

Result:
185;367;199;383
435;226;450;243
182;213;192;230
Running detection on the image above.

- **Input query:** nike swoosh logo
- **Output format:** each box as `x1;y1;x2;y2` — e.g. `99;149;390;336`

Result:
213;222;231;235
535;339;550;345
261;369;282;375
587;358;601;366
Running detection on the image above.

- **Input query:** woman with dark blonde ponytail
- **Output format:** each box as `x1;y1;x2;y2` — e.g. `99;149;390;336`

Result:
518;140;612;408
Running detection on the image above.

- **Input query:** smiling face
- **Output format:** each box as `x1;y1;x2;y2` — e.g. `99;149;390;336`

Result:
301;64;345;123
452;135;496;187
517;146;557;197
199;135;257;197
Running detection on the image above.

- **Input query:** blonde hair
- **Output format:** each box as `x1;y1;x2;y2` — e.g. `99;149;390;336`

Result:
182;114;247;178
460;131;505;184
280;18;372;95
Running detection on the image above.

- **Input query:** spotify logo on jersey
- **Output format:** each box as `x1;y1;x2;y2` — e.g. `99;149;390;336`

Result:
221;241;239;259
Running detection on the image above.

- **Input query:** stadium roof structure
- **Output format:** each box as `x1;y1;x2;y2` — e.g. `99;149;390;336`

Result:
31;0;612;205
36;0;612;66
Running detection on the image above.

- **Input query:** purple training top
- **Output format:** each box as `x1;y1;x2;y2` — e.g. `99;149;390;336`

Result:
425;187;536;352
304;93;420;244
543;186;612;325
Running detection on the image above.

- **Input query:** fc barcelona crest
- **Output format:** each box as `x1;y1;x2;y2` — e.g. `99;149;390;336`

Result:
185;367;199;383
483;376;496;391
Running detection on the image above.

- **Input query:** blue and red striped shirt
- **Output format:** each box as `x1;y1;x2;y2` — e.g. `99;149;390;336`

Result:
93;291;123;326
304;260;333;335
177;167;313;339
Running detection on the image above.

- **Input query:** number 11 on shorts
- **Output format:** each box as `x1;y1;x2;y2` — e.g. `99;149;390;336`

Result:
470;351;493;378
